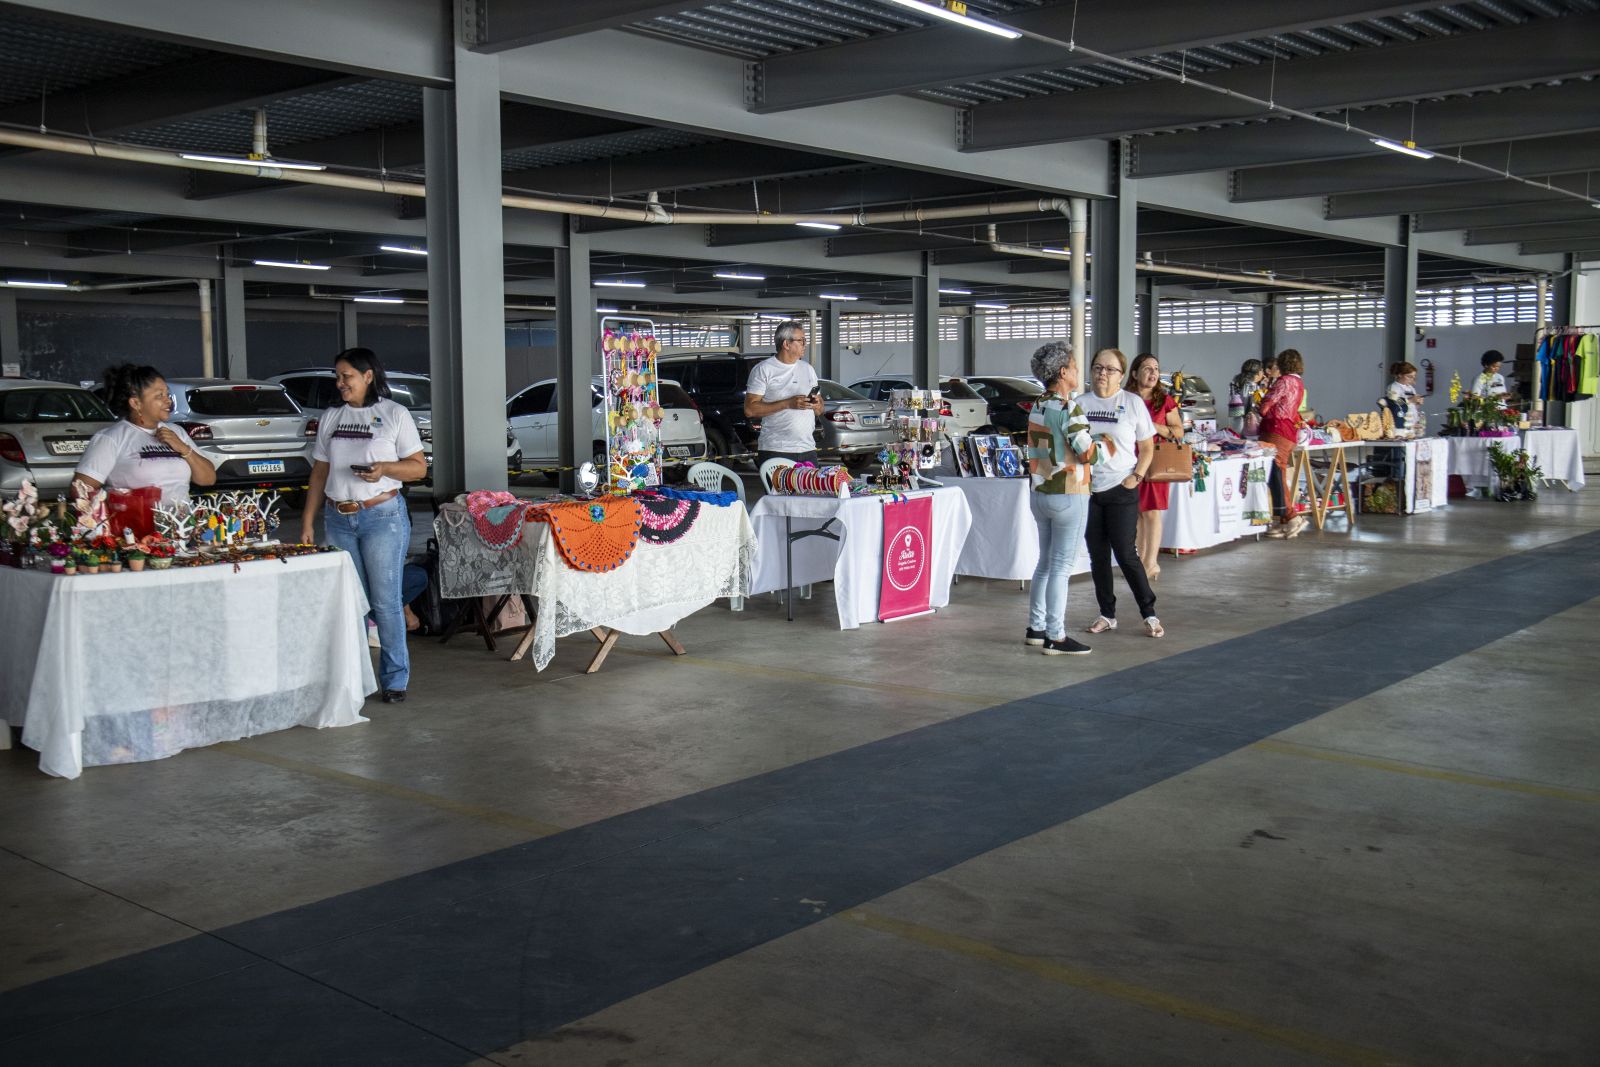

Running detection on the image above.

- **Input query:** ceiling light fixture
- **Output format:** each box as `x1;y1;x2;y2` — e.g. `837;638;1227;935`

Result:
378;244;428;256
939;287;972;295
1370;138;1435;160
714;271;766;281
796;221;842;231
4;279;69;289
884;0;1022;39
180;152;326;171
975;302;1009;310
818;293;858;301
595;306;620;313
594;279;646;288
353;296;405;304
758;313;791;321
253;259;331;271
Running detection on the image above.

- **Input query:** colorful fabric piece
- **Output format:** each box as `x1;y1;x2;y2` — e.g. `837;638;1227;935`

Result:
650;486;738;508
637;495;701;544
530;497;641;573
465;490;530;550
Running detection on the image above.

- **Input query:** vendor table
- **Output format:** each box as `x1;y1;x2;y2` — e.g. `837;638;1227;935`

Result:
949;477;1087;580
1362;437;1450;513
1288;441;1360;530
749;486;972;629
0;552;374;779
1447;434;1513;491
434;499;755;672
1448;429;1585;493
1161;454;1274;552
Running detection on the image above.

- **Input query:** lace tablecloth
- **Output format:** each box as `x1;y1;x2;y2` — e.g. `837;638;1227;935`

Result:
434;501;756;670
0;552;374;778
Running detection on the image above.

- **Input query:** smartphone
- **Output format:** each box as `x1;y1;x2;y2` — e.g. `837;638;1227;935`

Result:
807;387;821;400
349;464;374;473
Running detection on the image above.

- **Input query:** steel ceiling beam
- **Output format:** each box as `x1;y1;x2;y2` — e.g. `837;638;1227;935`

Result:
613;170;1004;217
64;221;295;258
1128;80;1600;177
1520;238;1600;256
962;13;1600;150
1415;201;1600;234
749;1;1434;113
503;143;850;199
1466;221;1600;247
1232;134;1600;201
468;1;703;52
1326;174;1600;219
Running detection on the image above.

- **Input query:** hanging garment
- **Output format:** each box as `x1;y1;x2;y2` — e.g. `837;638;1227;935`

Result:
1577;333;1598;398
1536;334;1555;403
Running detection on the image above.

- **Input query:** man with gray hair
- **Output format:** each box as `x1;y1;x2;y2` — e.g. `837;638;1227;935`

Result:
744;319;823;465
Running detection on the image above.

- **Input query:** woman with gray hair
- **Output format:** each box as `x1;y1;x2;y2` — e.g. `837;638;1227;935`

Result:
1023;340;1097;655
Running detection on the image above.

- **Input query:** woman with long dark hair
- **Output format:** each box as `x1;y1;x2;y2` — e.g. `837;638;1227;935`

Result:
74;363;215;503
1262;349;1309;539
1128;353;1183;581
299;348;427;703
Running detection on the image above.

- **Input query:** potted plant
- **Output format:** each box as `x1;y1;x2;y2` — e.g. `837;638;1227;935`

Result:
1487;443;1542;501
144;537;176;570
47;542;69;574
124;546;147;572
77;547;97;574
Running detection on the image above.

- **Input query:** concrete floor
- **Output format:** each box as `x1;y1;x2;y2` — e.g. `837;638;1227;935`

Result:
2;477;1597;1065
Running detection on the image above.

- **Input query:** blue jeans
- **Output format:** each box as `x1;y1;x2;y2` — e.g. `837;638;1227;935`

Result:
1028;492;1089;641
324;495;411;691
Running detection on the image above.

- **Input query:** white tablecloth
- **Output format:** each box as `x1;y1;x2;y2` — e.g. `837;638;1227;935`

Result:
0;553;374;779
1161;455;1273;551
1447;435;1509;489
1521;428;1586;490
1363;438;1451;513
435;500;756;670
949;477;1088;580
749;487;972;629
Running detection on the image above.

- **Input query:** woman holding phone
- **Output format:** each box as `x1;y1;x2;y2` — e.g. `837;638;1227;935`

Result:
299;347;426;704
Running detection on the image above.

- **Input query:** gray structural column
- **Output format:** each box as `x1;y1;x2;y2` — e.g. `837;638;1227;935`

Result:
423;14;506;498
220;262;248;379
818;305;840;382
1383;215;1418;371
1090;177;1137;356
1137;276;1158;357
962;309;978;376
554;216;593;491
911;252;939;388
338;301;359;352
1261;298;1278;361
0;291;19;376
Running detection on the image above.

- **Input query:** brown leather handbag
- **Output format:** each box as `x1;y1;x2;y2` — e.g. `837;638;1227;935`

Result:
1147;438;1194;483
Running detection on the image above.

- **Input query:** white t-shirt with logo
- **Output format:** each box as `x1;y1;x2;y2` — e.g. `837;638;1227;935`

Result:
313;397;424;503
1076;389;1156;493
75;420;200;505
746;355;819;453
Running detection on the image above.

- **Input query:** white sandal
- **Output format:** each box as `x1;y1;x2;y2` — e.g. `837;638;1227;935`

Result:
1144;616;1165;638
1087;616;1117;634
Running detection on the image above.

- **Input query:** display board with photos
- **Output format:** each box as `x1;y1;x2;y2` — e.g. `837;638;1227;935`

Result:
952;433;1025;478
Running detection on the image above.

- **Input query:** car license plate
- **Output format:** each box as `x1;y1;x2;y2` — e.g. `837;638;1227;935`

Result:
860;414;882;426
248;460;286;475
48;438;89;455
666;445;692;457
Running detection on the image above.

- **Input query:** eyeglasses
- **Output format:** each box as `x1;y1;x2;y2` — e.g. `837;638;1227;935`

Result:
1091;365;1121;374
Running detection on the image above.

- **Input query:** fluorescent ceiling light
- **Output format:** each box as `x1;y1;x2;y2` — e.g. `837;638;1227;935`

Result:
797;221;842;231
595;306;619;313
1039;248;1091;259
975;302;1009;310
594;279;646;288
5;279;70;288
1370;138;1435;160
883;0;1021;39
180;153;326;171
818;293;858;301
353;296;405;304
254;259;331;271
714;271;765;281
939;287;972;295
758;313;790;321
378;244;427;256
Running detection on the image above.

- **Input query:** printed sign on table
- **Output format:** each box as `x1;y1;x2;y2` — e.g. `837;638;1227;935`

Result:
1216;466;1244;530
879;494;933;621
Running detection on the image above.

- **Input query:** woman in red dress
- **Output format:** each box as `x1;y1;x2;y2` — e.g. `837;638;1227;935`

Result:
1129;354;1184;580
1261;349;1309;539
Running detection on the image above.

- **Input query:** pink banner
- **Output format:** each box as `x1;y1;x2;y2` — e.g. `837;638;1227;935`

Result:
879;495;933;621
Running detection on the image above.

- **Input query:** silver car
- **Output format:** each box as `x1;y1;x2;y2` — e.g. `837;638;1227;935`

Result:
814;379;894;467
167;379;315;491
0;378;117;499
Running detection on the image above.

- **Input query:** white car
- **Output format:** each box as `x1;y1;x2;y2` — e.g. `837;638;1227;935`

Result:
270;368;520;481
847;376;992;436
507;377;708;481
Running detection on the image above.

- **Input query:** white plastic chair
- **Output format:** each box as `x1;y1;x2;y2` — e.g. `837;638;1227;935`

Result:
686;461;746;505
758;457;796;493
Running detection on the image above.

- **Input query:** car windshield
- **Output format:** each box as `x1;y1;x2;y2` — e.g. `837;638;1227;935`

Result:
387;378;432;410
0;387;114;422
658;382;694;408
939;380;983;400
973;378;1037;401
817;380;869;402
184;387;300;416
1182;376;1212;395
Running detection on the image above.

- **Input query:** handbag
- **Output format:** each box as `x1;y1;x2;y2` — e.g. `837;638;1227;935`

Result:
1345;412;1383;440
1146;438;1194;483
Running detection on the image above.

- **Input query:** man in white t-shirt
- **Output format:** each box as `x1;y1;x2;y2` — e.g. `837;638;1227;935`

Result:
744;321;823;464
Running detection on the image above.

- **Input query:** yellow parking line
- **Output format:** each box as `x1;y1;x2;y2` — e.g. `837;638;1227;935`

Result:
845;909;1409;1067
211;743;566;837
1251;739;1600;804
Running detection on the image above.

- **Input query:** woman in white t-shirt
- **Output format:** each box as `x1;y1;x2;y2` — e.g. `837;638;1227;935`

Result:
1384;361;1423;435
1076;348;1162;638
299;348;427;704
74;363;216;505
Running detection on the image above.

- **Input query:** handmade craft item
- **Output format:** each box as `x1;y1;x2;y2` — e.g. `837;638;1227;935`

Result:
465;490;531;550
529;497;642;573
600;322;663;492
766;464;853;496
636;494;701;544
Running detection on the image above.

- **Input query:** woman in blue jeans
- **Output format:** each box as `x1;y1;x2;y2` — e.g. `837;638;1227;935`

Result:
299;348;427;703
1023;341;1098;656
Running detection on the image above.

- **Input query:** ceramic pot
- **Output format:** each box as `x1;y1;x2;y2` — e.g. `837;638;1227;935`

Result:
128;558;145;572
148;557;172;570
63;565;76;576
107;563;122;573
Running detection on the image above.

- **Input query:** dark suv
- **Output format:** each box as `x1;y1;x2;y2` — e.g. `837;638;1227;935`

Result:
655;352;770;465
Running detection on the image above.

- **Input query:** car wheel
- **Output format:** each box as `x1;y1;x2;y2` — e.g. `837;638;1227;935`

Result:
704;428;729;464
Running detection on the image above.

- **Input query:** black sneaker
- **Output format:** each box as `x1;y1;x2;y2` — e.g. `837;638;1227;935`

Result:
1042;636;1092;656
1024;628;1048;646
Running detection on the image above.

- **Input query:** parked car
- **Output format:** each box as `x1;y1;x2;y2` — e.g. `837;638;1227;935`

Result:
0;378;117;499
1164;373;1217;428
165;379;316;491
655;352;769;463
964;375;1046;435
270;368;520;481
846;376;990;435
813;379;893;468
506;376;707;482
